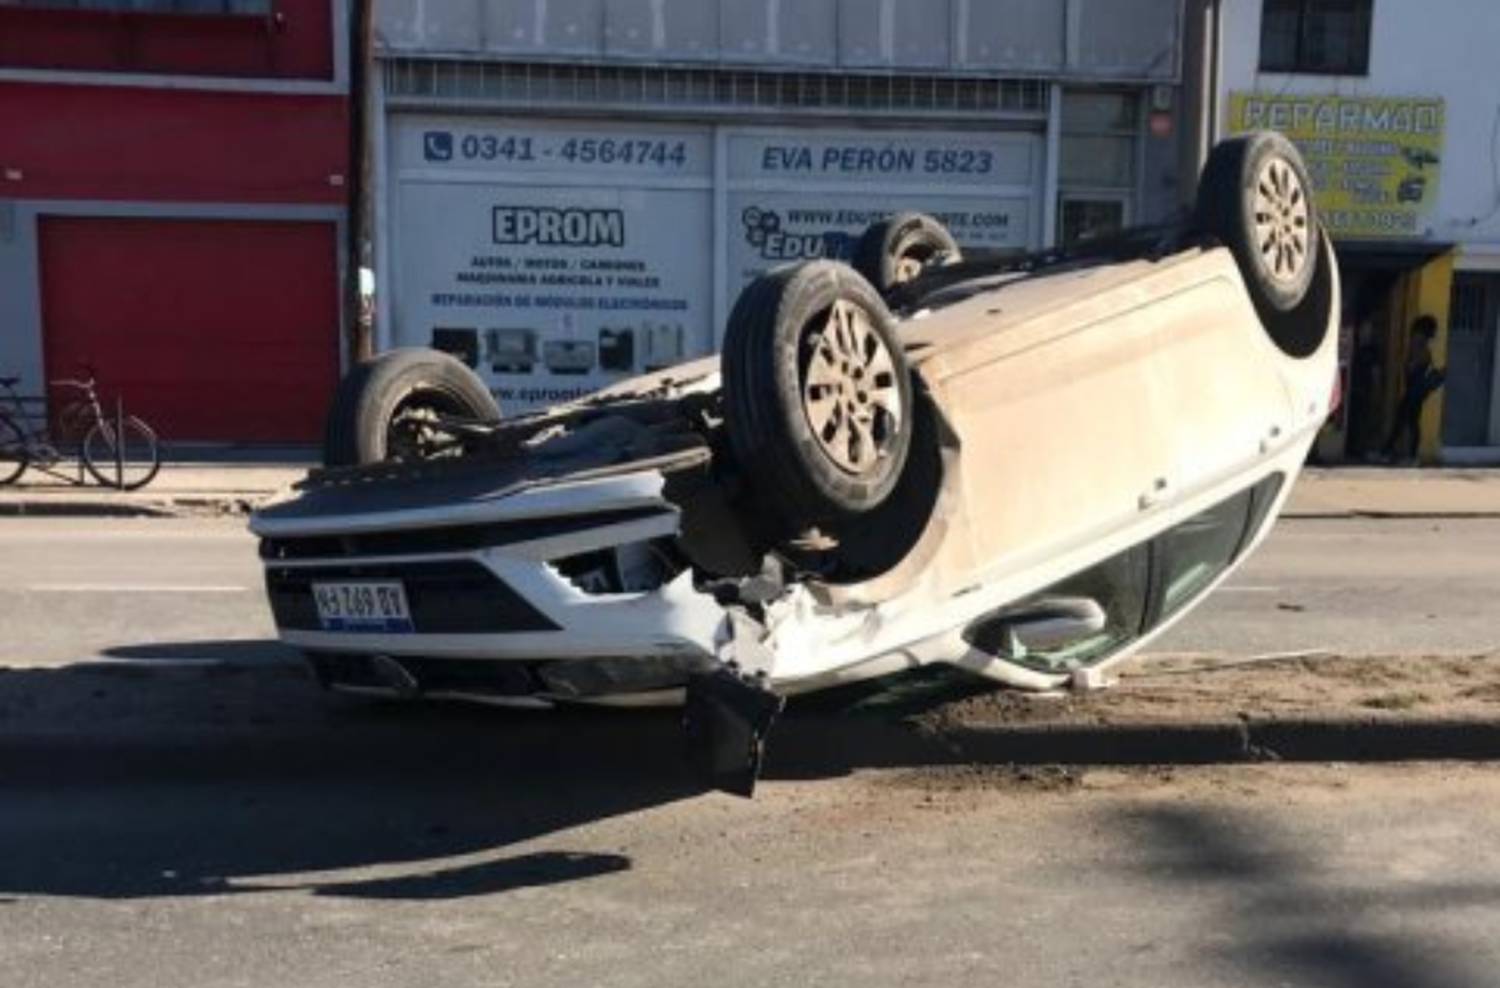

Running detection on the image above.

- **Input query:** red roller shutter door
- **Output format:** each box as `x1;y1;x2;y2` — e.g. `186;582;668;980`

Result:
39;216;339;443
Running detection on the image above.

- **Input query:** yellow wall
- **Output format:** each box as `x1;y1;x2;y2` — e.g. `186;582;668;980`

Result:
1393;251;1454;462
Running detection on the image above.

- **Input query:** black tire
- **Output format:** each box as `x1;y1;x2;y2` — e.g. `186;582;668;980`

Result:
0;416;27;486
322;348;501;467
1196;131;1320;320
722;260;914;528
853;212;962;294
83;415;160;490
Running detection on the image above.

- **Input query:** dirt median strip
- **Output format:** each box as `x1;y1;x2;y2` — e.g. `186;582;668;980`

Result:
5;653;1500;777
772;652;1500;773
920;652;1500;727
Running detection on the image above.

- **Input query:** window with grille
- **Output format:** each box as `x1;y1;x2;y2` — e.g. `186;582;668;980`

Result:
1259;0;1372;75
1451;277;1495;337
383;59;1050;120
1059;197;1128;246
1056;90;1138;245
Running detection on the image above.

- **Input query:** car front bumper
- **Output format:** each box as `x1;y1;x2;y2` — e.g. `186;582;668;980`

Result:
252;462;731;703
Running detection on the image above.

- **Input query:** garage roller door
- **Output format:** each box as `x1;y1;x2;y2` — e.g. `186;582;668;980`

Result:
39;216;339;443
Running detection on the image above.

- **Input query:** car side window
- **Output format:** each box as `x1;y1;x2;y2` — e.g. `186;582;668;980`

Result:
1153;474;1285;622
982;474;1284;675
997;543;1151;673
1157;490;1255;619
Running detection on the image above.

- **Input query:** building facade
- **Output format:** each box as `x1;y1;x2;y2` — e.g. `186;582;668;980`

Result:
1212;0;1500;464
0;0;349;444
368;0;1193;412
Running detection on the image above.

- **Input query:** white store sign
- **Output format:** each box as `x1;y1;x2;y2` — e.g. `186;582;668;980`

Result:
390;118;713;411
725;128;1040;289
388;118;1041;411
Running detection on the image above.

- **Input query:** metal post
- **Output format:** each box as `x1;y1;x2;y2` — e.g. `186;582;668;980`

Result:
114;396;124;488
346;0;375;364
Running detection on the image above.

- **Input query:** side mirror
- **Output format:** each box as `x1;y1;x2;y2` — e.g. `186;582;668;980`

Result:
964;595;1107;659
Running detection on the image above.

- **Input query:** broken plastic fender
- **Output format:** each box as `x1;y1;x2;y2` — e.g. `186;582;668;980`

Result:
682;667;786;798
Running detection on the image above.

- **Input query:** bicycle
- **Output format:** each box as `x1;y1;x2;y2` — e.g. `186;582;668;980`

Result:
0;373;161;490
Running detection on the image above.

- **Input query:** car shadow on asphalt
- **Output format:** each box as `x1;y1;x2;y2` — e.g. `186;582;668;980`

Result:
0;650;689;901
0;643;985;902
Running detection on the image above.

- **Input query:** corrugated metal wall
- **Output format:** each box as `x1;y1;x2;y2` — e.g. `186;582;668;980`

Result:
376;0;1182;81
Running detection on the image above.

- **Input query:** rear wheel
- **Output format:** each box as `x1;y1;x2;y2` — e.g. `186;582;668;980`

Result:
0;416;28;485
722;260;914;529
83;415;160;490
853;212;962;294
322;348;501;466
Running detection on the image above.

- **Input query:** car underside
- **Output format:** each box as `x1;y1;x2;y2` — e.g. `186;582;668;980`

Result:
251;131;1340;793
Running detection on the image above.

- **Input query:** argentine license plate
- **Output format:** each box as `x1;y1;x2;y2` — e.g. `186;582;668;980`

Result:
312;581;414;633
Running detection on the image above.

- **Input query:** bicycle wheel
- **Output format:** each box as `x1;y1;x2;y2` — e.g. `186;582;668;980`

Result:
0;415;28;485
83;415;161;490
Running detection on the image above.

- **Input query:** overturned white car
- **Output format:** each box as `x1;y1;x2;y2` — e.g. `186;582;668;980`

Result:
251;132;1337;792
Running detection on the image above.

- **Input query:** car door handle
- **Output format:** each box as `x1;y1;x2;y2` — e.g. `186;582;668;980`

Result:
1138;477;1169;510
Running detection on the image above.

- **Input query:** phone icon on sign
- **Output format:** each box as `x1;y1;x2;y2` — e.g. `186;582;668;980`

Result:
424;131;454;162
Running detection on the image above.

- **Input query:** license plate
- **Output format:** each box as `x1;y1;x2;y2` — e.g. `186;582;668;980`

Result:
312;581;414;633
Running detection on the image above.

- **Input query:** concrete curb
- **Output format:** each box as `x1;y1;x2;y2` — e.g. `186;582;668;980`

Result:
0;495;262;518
767;713;1500;777
7;708;1499;784
935;716;1500;766
1283;508;1500;521
0;498;182;518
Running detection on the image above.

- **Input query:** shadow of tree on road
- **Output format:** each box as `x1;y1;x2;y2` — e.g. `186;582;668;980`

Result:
1119;802;1500;988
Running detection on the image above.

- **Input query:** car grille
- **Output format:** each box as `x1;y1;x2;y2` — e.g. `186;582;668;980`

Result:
265;560;559;634
306;653;543;695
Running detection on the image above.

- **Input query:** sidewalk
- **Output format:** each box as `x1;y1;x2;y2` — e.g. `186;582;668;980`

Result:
0;449;316;517
4;454;1500;519
1287;465;1500;518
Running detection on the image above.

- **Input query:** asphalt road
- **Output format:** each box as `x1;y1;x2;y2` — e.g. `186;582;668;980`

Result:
4;516;1500;988
1154;516;1500;658
0;516;282;669
6;722;1500;988
1;515;1497;671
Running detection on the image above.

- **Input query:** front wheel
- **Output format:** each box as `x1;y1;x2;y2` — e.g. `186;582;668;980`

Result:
83;415;161;490
0;416;28;485
852;212;962;295
322;348;502;466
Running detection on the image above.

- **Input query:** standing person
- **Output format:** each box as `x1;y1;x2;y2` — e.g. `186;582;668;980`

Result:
1382;314;1445;464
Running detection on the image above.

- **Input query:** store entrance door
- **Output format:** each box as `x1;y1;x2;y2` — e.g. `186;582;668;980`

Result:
1442;274;1497;447
1338;267;1400;462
